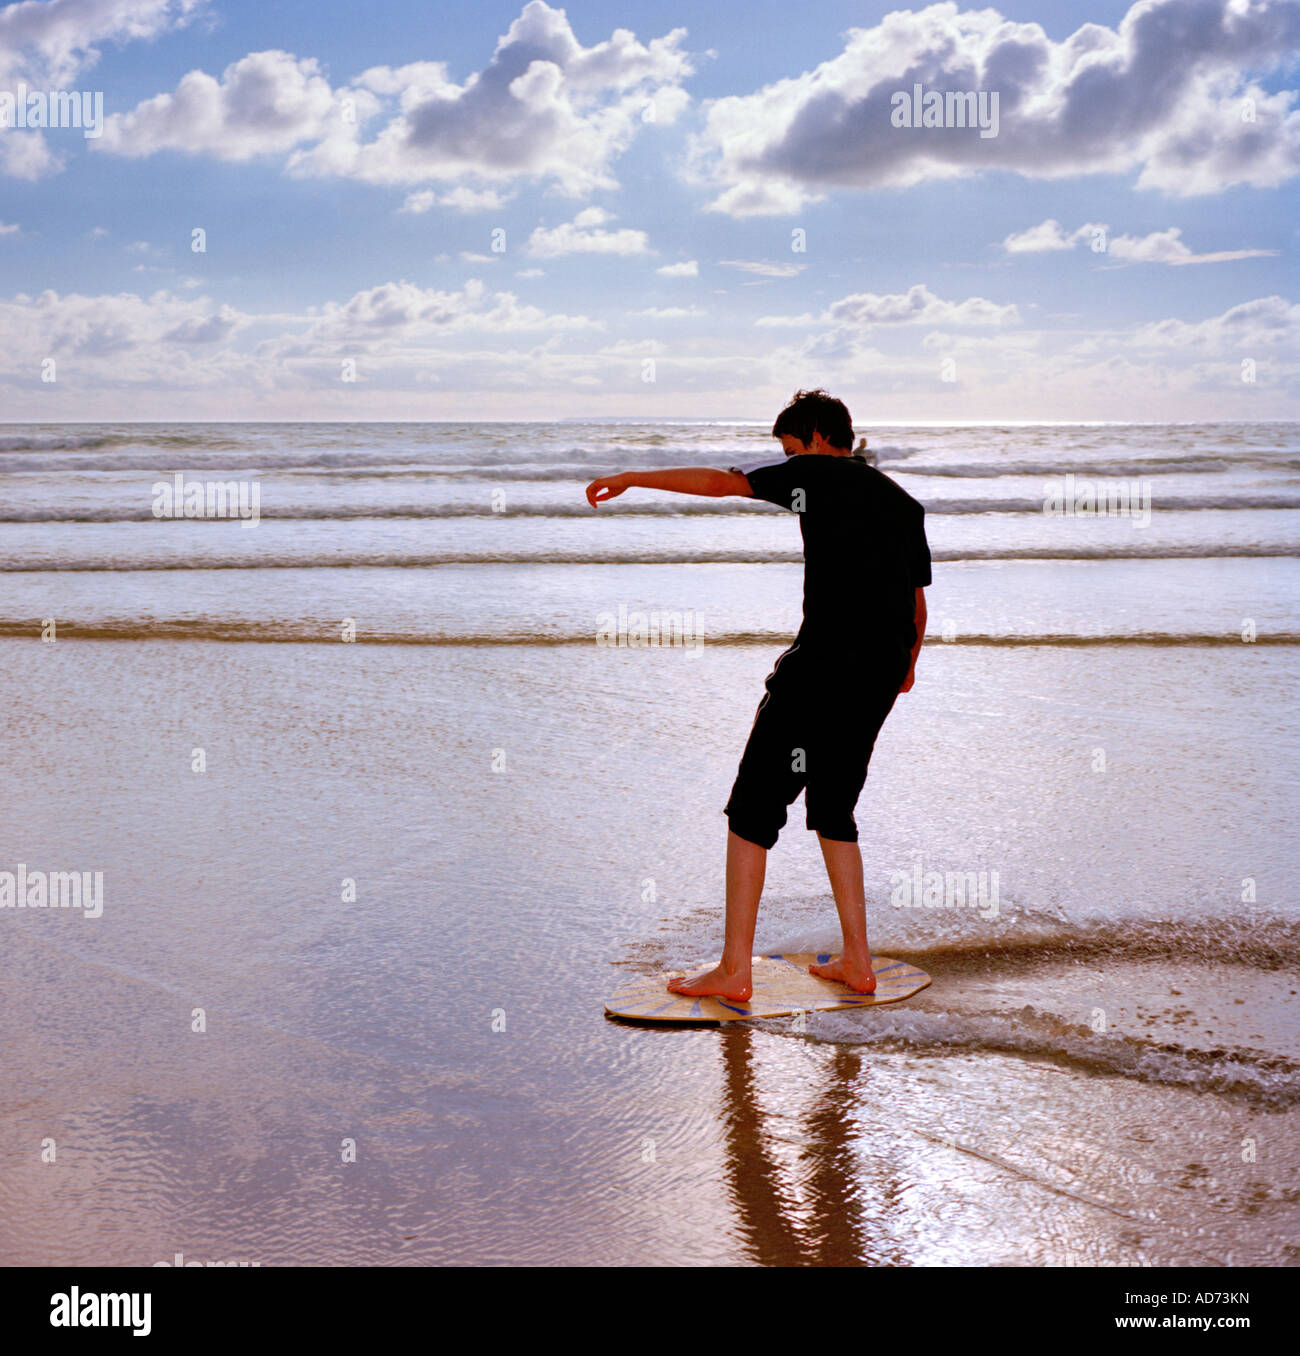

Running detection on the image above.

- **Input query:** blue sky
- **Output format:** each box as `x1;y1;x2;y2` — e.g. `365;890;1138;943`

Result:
0;0;1296;420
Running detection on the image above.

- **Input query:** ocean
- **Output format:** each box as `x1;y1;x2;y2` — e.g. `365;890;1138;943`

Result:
2;419;1297;1266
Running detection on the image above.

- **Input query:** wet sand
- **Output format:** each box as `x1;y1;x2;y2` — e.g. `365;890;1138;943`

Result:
1;636;1296;1265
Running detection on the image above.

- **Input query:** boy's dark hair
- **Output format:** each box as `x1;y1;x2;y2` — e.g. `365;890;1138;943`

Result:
771;388;853;451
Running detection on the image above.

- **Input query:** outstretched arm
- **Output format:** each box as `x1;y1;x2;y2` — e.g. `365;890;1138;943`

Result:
899;587;926;693
586;468;753;506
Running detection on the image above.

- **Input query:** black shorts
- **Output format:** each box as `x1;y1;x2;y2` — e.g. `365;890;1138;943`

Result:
723;642;902;850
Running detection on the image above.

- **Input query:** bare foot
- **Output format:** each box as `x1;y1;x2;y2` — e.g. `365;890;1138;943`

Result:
667;964;752;1001
809;953;876;994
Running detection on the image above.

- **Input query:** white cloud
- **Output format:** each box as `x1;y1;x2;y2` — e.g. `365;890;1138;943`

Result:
298;277;599;345
93;4;691;191
0;0;203;88
526;206;651;257
0;286;245;362
719;259;804;277
1003;218;1277;264
656;260;698;277
631;305;704;318
0;220;19;237
691;0;1300;214
1;278;1293;419
515;267;545;278
826;283;1018;327
163;303;243;344
1129;295;1299;349
96;50;348;160
753;284;1016;360
0;125;63;179
1001;219;1097;253
1107;226;1277;265
0;273;603;396
439;185;512;211
400;186;514;214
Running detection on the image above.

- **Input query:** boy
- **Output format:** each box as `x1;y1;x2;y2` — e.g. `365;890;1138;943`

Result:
585;389;930;1000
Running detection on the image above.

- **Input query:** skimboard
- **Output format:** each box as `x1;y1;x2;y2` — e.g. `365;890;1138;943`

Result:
605;953;931;1023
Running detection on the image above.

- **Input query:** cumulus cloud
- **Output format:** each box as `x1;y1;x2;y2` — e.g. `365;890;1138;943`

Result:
526;206;651;257
1;277;1292;419
1107;226;1277;265
1128;294;1299;348
0;286;246;361
0;0;203;88
95;50;347;159
692;0;1300;214
752;283;1017;370
297;277;599;346
656;260;698;277
163;304;242;344
0;0;206;179
825;283;1018;328
0;276;609;404
94;2;692;195
1001;219;1100;252
1003;218;1277;264
0;125;64;179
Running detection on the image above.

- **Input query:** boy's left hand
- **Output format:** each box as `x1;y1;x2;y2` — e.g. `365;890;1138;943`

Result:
586;474;627;506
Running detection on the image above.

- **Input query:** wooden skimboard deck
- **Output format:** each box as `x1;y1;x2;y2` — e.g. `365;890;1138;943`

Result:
605;953;931;1023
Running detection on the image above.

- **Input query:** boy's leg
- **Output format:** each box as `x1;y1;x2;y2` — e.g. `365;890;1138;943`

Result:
666;830;765;1000
669;648;805;1000
803;674;900;993
809;836;876;993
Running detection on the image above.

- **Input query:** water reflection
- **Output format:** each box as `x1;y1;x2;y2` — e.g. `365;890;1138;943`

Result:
718;1026;908;1266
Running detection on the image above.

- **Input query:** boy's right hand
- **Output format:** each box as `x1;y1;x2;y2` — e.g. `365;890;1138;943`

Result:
586;474;628;506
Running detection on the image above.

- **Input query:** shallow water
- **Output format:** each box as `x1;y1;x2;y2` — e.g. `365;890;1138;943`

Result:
1;421;1296;1265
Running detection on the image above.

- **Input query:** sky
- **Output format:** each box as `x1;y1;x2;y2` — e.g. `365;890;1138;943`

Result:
0;0;1296;422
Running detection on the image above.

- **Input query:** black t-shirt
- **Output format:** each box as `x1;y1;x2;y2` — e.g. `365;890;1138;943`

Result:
729;452;931;675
